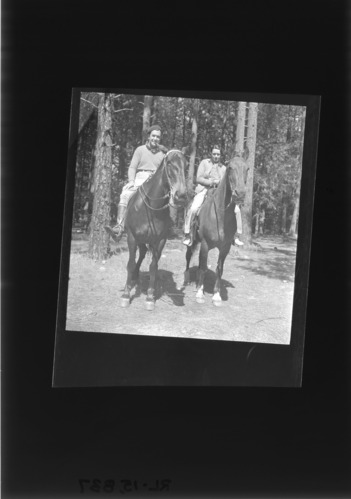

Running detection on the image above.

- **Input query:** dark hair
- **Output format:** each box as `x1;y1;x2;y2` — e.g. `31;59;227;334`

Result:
148;124;162;134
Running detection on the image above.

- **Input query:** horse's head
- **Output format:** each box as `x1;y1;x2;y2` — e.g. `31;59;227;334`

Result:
227;156;249;205
163;150;188;207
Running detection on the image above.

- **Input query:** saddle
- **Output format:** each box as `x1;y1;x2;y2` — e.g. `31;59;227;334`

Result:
189;186;217;243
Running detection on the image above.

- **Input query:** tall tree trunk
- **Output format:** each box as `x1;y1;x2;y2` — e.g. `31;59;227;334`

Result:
172;98;180;148
182;101;187;148
259;209;265;234
221;101;231;153
253;211;259;235
151;96;158;124
142;95;153;143
281;198;287;234
235;101;247;155
289;184;300;237
288;108;305;237
187;99;200;191
241;102;258;244
204;100;213;153
88;93;113;260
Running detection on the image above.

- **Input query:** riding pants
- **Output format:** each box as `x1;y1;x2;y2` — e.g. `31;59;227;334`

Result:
184;189;243;235
119;170;154;207
184;189;208;233
235;204;242;234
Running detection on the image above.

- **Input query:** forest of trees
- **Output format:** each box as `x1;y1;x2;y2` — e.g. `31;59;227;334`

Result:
73;92;305;260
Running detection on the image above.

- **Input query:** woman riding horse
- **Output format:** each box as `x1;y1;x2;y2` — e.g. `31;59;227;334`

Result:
184;151;248;306
183;145;244;247
105;125;167;242
119;149;188;310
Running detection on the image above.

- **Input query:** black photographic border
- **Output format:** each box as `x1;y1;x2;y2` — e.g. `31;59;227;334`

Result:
4;0;349;497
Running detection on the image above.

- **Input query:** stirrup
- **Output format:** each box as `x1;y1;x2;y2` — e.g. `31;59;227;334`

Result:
234;237;244;246
183;235;192;246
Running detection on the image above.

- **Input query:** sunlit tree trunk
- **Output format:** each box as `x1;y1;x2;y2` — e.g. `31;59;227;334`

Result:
151;96;158;124
172;98;180;148
88;93;113;260
253;211;259;235
221;101;231;153
187;99;200;191
235;101;247;155
259;209;265;234
289;185;300;237
242;102;258;244
281;198;287;234
142;95;153;143
289;108;305;237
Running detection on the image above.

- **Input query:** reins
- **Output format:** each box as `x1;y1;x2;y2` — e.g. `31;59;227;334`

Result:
139;150;185;211
211;169;236;213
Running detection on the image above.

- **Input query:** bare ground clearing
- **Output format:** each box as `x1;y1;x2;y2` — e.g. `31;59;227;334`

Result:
66;234;297;344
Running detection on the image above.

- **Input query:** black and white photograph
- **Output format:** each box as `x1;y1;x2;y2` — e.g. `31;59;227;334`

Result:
53;89;319;387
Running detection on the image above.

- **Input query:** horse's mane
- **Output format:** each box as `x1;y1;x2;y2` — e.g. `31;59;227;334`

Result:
210;166;230;201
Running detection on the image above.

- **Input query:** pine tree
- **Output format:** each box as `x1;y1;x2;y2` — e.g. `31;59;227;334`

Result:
142;95;153;143
235;102;247;155
88;93;113;260
242;102;258;243
187;99;200;191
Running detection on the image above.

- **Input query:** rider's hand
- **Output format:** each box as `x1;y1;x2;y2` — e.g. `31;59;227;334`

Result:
126;180;135;189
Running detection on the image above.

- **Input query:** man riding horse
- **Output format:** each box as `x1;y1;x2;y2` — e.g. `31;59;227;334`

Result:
183;145;244;247
105;124;167;241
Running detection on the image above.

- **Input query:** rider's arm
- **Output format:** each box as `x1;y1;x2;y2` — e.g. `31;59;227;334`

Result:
196;160;216;187
127;147;142;182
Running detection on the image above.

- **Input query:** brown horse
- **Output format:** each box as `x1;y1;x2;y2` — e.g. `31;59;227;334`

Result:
121;150;188;310
184;156;248;306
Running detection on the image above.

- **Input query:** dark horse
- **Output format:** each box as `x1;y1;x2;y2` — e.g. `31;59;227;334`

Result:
184;155;248;306
121;150;188;310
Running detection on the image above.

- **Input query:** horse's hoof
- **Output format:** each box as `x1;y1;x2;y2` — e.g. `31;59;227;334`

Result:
196;297;205;304
121;297;130;308
212;299;222;307
145;300;155;311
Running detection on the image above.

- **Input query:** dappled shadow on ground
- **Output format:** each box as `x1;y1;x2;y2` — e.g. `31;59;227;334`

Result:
130;269;186;306
235;252;296;282
183;265;235;301
108;245;129;257
269;247;296;257
71;235;130;256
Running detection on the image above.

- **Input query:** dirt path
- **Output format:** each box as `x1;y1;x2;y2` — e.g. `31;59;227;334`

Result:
66;235;296;344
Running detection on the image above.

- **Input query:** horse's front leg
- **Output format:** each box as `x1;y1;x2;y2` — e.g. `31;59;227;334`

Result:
121;232;137;307
183;246;193;286
212;244;230;306
145;239;166;311
196;239;209;304
132;243;147;282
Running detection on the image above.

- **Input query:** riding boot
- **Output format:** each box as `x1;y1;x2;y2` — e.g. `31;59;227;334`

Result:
183;213;194;246
233;206;244;246
234;235;244;246
104;204;127;242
